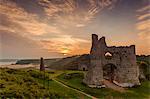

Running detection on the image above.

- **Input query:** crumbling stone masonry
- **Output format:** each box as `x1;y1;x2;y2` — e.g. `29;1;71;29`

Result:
83;34;140;87
40;57;45;71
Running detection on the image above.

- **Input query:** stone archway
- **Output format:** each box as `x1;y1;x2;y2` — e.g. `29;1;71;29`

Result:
103;63;117;82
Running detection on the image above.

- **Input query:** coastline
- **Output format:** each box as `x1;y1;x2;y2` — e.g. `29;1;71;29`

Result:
0;64;40;69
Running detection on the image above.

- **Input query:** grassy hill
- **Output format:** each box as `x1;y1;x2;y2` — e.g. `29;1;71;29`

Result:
47;55;80;70
47;54;90;70
0;68;89;98
56;72;150;99
1;68;149;98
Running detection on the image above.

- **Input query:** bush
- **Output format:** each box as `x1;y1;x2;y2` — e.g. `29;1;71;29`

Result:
138;61;150;80
64;73;83;79
27;70;51;80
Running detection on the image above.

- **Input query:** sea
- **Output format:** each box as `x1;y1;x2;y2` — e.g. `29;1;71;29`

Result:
0;59;17;65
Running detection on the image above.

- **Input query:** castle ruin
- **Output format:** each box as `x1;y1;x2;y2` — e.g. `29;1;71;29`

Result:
83;34;140;87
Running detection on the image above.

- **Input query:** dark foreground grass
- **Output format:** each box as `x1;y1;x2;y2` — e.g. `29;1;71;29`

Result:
56;72;150;99
0;68;89;98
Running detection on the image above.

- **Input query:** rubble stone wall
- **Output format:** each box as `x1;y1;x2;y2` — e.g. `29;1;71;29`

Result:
83;34;140;87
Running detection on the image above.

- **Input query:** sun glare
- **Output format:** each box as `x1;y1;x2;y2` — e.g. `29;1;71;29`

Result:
61;48;69;55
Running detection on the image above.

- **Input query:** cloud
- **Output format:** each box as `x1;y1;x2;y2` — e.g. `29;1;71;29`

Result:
137;13;150;20
0;0;60;36
76;24;85;27
0;30;40;49
137;5;150;12
0;0;119;58
136;20;150;31
39;0;118;28
40;35;90;55
10;0;45;16
136;5;150;40
0;29;64;58
0;0;118;38
135;5;150;55
0;30;40;58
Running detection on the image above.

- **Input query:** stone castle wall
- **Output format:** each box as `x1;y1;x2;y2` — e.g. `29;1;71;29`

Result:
83;34;140;87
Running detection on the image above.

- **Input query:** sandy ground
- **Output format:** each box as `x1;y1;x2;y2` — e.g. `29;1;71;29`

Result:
0;64;40;69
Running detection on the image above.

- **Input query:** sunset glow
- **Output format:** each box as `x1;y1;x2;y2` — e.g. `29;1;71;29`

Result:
0;0;149;59
61;48;70;56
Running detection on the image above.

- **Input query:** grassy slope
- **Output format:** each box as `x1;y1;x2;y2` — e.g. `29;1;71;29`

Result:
1;67;150;99
0;68;89;98
48;55;80;70
56;71;150;99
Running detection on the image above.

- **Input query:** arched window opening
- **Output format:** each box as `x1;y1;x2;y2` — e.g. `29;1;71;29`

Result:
105;52;112;60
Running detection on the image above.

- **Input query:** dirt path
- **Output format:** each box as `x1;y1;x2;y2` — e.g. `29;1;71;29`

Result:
53;79;97;99
103;80;126;93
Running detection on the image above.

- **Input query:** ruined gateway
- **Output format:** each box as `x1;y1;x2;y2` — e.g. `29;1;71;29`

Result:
83;34;140;88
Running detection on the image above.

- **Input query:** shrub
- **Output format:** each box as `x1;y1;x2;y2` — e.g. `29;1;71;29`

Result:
0;68;61;98
27;70;51;80
64;73;84;79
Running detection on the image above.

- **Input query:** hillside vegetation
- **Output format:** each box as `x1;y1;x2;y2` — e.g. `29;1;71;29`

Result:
137;55;150;64
1;68;150;98
0;68;88;98
48;55;80;70
56;72;150;99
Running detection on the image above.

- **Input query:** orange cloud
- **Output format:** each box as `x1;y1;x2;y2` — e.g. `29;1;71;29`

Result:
135;5;150;55
40;35;90;56
136;20;150;31
0;0;61;36
138;13;150;20
136;5;150;40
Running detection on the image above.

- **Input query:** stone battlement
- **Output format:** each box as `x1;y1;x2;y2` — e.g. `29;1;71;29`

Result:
83;34;140;87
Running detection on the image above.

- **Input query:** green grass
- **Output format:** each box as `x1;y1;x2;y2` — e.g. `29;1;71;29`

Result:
1;68;150;99
0;68;89;98
56;71;150;99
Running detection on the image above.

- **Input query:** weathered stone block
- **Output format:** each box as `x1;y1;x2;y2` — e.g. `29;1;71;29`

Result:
83;34;140;87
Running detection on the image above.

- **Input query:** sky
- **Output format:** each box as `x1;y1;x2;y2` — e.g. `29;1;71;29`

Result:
0;0;149;59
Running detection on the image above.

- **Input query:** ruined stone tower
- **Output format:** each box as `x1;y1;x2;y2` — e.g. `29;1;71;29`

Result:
40;57;45;71
83;34;140;87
